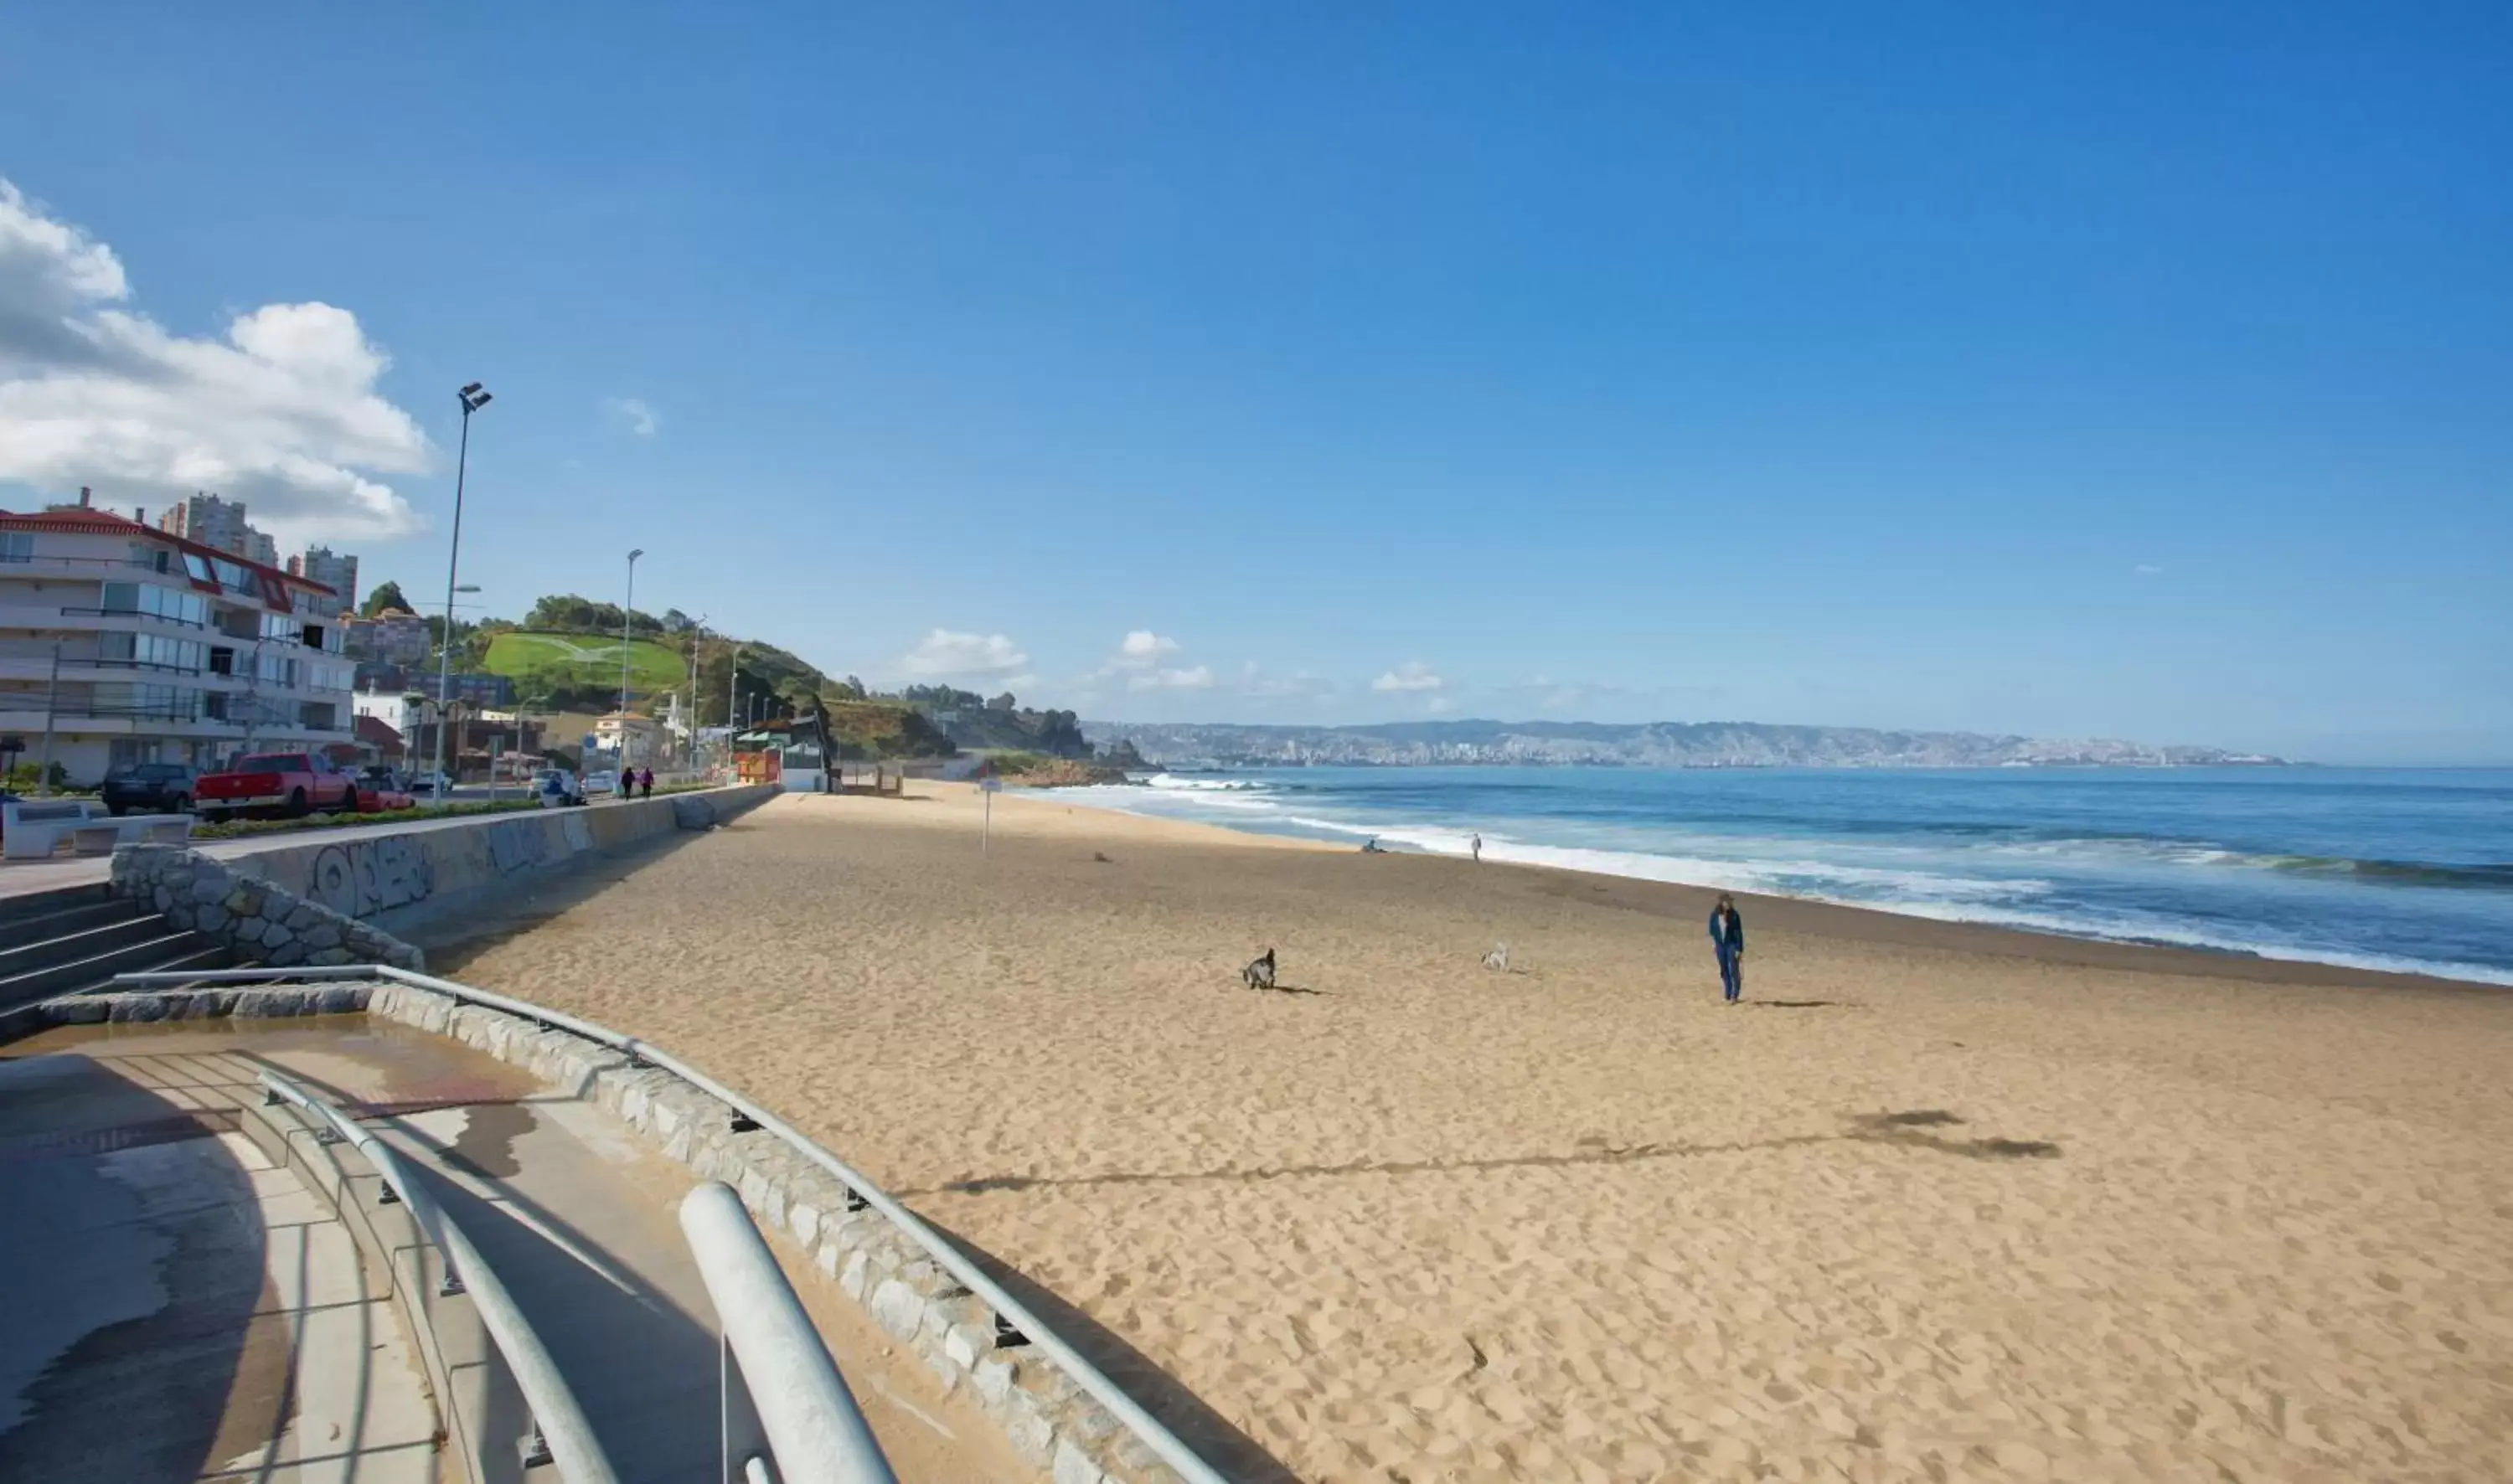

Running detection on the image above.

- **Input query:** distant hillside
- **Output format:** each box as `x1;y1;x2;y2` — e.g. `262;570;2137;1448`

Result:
890;685;1091;758
485;631;686;700
1079;718;2286;770
823;700;956;760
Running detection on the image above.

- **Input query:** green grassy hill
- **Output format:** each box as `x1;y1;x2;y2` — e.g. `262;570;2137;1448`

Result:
486;631;686;702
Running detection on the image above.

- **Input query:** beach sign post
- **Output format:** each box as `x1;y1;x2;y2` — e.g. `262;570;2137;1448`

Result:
979;769;1002;853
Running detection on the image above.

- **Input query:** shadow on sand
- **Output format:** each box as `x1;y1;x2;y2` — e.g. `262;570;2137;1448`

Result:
922;1107;2061;1201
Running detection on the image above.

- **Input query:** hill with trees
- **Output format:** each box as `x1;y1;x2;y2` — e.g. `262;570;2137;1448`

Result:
360;585;1113;763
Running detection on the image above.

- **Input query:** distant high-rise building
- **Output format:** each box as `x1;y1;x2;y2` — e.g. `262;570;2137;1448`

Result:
287;546;359;610
157;491;285;569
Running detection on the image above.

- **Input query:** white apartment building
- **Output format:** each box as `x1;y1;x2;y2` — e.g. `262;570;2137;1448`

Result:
350;687;419;738
0;508;355;783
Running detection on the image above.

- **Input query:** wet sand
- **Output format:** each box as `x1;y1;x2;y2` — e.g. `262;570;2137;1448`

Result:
436;786;2513;1482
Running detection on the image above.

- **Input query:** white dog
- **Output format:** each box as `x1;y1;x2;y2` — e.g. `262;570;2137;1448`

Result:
1481;942;1510;972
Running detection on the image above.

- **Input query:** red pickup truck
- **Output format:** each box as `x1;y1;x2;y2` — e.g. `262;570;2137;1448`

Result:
196;751;359;822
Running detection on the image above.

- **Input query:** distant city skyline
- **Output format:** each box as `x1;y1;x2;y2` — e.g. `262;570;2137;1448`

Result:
1;6;2505;765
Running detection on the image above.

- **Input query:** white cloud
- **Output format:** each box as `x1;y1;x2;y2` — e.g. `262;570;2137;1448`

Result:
2134;563;2164;576
1427;696;1457;714
1131;664;1214;691
897;628;1029;678
1097;629;1207;688
1371;661;1447;693
606;396;658;438
0;178;428;541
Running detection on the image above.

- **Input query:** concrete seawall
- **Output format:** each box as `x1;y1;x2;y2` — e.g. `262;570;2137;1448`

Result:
214;785;779;937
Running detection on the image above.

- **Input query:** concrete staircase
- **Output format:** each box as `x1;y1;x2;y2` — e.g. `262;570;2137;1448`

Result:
0;884;238;1012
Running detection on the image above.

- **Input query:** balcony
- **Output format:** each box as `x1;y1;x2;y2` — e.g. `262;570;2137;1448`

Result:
0;551;165;573
55;605;209;631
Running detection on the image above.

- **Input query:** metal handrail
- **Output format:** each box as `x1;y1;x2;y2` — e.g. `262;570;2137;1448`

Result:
121;964;1230;1484
255;1066;623;1484
681;1183;898;1484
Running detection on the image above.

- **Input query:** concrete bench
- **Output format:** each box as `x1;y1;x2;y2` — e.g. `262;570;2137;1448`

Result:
1;800;193;859
2;797;106;860
68;813;194;855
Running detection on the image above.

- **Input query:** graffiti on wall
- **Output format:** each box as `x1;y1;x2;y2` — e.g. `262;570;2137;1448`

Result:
305;834;436;919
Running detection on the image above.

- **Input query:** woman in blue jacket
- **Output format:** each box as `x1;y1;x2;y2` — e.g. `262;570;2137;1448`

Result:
1708;894;1746;1003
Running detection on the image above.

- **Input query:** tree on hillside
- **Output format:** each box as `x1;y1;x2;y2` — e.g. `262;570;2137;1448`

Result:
525;594;664;636
1035;709;1087;757
362;580;410;617
987;692;1017;711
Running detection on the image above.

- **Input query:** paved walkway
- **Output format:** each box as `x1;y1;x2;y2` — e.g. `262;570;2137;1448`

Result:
0;1017;1029;1482
0;1036;437;1482
0;796;659;899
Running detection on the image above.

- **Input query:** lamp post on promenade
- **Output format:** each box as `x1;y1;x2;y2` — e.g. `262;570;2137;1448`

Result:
434;382;493;801
619;549;643;770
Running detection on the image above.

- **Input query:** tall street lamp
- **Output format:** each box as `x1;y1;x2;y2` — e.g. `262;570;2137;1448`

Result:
434;381;493;800
619;549;643;768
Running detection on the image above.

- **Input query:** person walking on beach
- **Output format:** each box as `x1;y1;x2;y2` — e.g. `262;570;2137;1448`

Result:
1708;893;1746;1003
1471;832;1484;863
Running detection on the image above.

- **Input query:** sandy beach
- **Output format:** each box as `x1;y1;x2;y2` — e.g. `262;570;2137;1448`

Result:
430;786;2513;1482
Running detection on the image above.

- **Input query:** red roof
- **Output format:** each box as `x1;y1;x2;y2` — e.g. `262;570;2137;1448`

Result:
354;714;406;757
0;507;337;599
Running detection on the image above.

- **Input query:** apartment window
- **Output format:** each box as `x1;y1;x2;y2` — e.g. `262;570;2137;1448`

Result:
127;544;172;574
208;647;235;677
299;702;338;731
99;581;209;627
202;692;230;721
108;738;164;770
261;613;302;645
300;622;324;653
183;553;214;583
96;632;205;673
92;683;194;721
0;533;31;562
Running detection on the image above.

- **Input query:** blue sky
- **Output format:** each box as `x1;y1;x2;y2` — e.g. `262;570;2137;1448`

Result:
1;4;2505;762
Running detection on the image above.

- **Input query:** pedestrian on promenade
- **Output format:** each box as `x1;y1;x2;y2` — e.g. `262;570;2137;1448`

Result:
638;766;654;798
1708;893;1747;1003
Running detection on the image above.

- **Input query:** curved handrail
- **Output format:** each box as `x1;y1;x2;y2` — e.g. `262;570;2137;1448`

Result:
256;1066;623;1484
126;964;1229;1484
681;1182;899;1484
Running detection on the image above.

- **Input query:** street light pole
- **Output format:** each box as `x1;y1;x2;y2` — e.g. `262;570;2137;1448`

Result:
725;643;740;777
684;616;705;772
435;383;493;801
619;549;642;771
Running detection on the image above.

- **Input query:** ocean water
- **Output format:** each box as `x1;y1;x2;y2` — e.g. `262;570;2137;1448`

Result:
1061;766;2513;986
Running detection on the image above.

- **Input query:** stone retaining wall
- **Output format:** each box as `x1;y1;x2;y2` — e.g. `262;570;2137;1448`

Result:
111;844;426;971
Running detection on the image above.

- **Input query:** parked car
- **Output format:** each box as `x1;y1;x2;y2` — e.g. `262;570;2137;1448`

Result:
356;764;408;794
101;762;199;816
583;769;620;796
533;769;587;808
196;752;358;821
407;769;453;796
350;771;418;812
